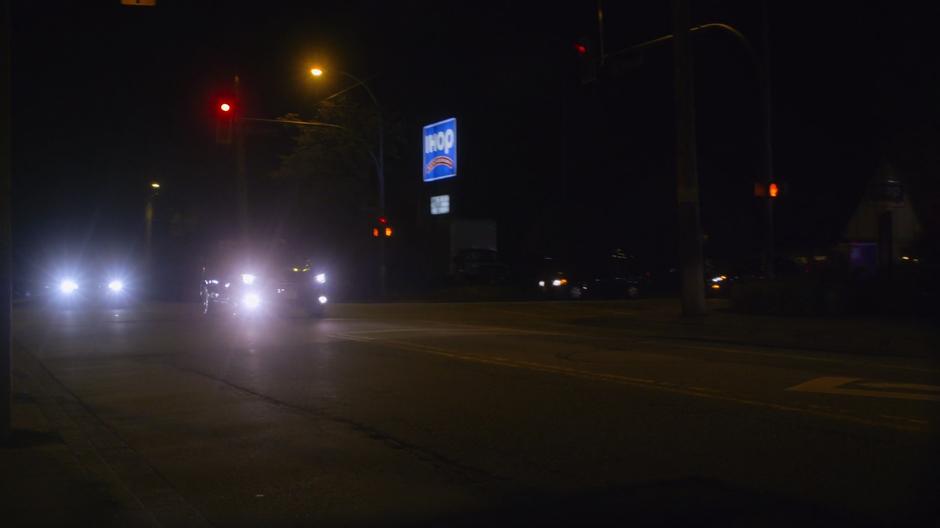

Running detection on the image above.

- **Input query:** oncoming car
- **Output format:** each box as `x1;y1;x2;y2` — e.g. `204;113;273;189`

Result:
45;268;135;307
200;259;329;317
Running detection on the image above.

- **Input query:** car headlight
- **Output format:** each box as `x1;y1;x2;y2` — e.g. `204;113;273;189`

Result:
59;278;78;295
242;292;261;309
538;280;546;287
315;273;326;284
241;273;256;285
552;278;568;287
710;275;727;283
108;279;124;293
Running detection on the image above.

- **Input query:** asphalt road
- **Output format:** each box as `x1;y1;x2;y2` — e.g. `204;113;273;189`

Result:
11;300;940;526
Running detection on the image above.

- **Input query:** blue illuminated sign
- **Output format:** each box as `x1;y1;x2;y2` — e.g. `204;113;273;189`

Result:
422;117;457;182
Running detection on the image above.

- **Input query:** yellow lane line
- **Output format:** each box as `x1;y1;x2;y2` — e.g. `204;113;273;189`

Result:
328;333;927;433
787;377;940;402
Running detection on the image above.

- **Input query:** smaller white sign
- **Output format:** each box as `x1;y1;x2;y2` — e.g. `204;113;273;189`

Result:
430;194;450;215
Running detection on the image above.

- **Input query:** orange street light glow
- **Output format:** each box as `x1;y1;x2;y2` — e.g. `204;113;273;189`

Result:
310;67;323;77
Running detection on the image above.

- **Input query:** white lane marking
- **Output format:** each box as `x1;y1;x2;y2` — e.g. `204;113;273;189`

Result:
787;377;940;402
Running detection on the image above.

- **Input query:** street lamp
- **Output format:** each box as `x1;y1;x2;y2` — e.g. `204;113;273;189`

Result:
309;67;323;77
150;181;161;189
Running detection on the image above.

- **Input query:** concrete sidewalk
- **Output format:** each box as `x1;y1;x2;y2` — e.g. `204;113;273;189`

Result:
1;346;189;527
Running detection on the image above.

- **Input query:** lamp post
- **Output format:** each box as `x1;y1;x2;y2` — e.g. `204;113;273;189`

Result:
145;181;160;275
310;67;387;297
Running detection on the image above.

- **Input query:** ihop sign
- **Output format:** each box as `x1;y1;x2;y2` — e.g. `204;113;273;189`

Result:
422;117;457;182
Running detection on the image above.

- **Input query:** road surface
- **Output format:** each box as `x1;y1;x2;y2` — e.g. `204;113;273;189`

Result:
11;300;940;526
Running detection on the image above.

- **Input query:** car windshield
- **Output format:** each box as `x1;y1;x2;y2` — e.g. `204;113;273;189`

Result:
4;2;938;526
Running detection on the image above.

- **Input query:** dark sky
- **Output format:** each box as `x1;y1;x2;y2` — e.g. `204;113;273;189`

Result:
11;1;940;274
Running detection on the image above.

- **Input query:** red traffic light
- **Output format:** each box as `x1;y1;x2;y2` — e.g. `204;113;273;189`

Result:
220;102;232;112
575;43;588;55
378;216;387;224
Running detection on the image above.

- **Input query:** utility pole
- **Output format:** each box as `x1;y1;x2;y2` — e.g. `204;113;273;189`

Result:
234;75;248;239
761;0;775;279
144;198;153;268
672;0;706;316
1;0;12;441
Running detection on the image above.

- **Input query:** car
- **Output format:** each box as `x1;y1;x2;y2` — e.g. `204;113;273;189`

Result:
534;250;651;300
201;258;329;317
41;261;137;307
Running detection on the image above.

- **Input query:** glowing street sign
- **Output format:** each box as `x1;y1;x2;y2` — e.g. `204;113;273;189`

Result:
430;194;450;215
423;117;457;182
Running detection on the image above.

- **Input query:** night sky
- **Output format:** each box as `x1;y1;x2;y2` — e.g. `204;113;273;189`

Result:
10;1;940;282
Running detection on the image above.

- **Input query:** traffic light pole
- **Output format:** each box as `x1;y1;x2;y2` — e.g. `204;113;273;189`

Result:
672;0;707;316
761;0;775;279
608;14;777;283
377;111;387;299
234;75;249;239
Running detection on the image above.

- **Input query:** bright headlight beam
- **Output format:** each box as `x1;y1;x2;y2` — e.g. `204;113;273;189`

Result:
242;293;261;309
108;279;124;293
241;273;256;285
59;279;78;294
315;273;326;284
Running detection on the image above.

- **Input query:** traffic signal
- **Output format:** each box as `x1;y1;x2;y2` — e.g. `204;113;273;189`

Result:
754;182;785;198
575;37;598;84
216;100;234;144
373;217;393;237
